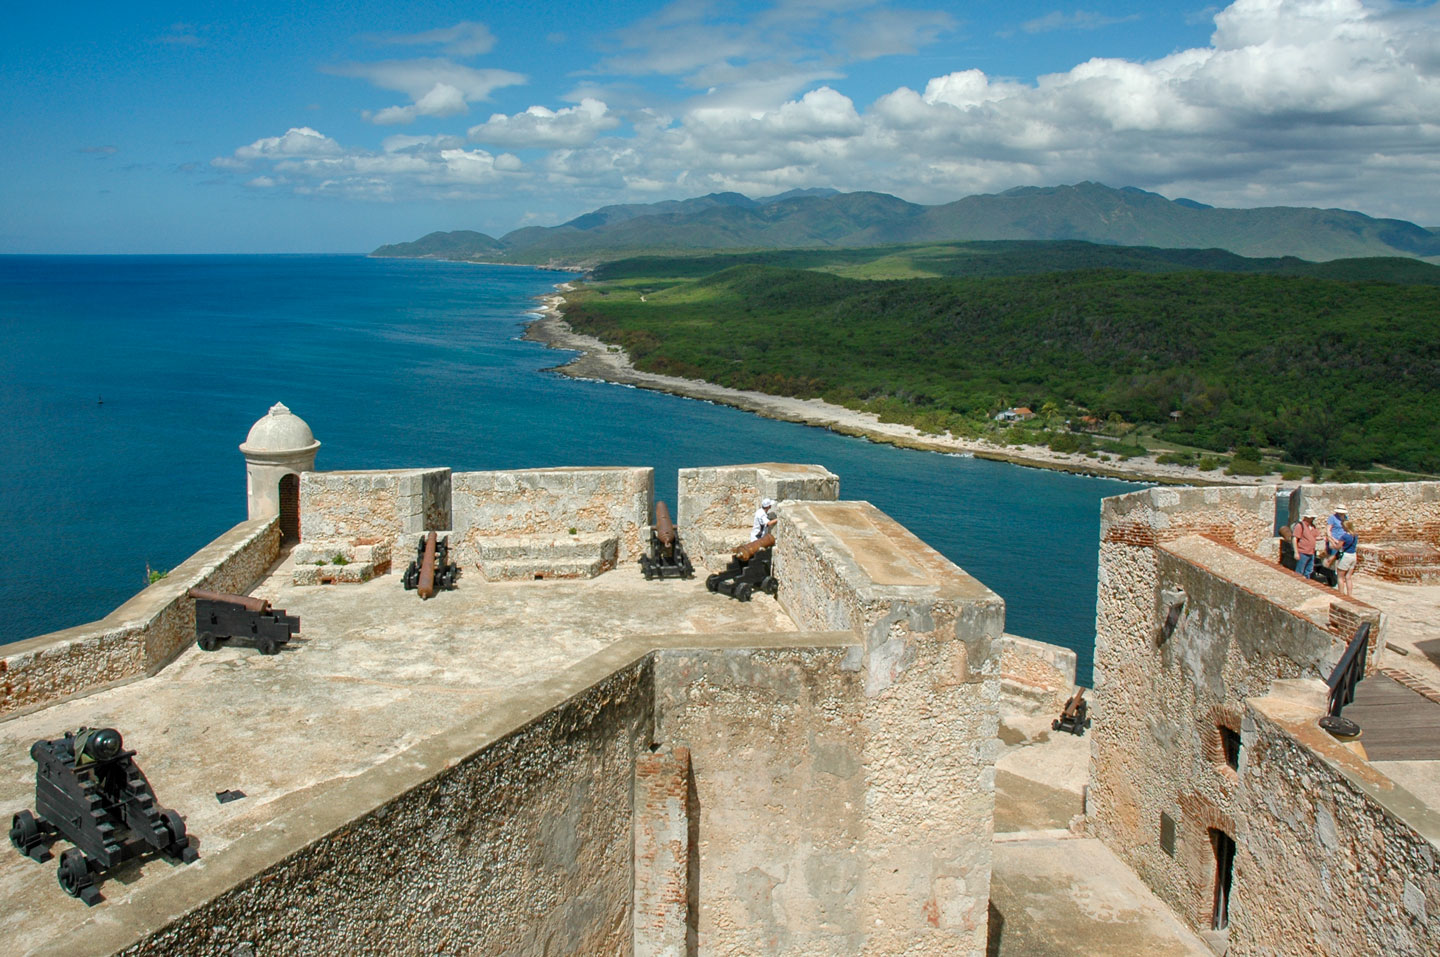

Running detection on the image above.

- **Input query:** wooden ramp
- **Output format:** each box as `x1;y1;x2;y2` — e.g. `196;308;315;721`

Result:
1345;673;1440;761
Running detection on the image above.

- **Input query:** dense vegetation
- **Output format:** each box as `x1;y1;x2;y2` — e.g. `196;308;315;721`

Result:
592;241;1440;285
563;258;1440;473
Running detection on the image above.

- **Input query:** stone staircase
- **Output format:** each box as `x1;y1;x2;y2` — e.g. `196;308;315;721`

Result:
473;533;619;581
292;539;391;586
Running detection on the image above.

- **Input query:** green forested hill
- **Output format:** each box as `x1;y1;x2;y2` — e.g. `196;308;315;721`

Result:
592;241;1440;284
562;263;1440;472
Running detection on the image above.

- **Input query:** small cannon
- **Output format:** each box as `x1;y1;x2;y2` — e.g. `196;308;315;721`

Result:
402;531;459;598
705;533;778;602
639;502;694;580
189;588;299;655
9;727;198;905
1052;690;1091;736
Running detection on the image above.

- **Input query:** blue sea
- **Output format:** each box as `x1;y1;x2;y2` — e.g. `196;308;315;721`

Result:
0;255;1141;683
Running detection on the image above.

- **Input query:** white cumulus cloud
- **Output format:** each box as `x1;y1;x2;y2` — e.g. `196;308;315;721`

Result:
468;99;622;149
221;0;1440;226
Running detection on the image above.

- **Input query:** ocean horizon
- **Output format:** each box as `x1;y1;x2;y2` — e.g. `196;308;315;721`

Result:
0;254;1141;683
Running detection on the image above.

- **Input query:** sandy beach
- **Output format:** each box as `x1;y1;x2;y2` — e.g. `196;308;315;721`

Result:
522;287;1292;489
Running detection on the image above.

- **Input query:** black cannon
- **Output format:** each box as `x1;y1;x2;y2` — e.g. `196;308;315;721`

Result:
402;531;459;598
639;502;694;580
9;727;198;905
1052;690;1091;736
705;534;778;602
190;588;299;655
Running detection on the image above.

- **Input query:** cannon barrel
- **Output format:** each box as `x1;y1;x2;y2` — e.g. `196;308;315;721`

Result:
733;533;775;562
187;588;270;614
417;531;438;599
655;501;676;547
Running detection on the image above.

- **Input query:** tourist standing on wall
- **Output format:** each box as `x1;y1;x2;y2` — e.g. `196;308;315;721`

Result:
1335;520;1359;596
1293;512;1320;579
752;498;777;541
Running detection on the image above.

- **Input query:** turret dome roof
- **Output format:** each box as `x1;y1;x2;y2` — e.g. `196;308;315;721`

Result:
240;402;319;454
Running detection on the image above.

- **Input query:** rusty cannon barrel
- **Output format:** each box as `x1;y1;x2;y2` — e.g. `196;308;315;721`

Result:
709;533;777;601
417;531;438;599
654;501;676;555
732;533;775;562
639;501;694;580
187;588;270;614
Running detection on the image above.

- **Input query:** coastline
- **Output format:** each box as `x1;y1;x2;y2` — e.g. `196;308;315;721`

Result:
522;287;1291;489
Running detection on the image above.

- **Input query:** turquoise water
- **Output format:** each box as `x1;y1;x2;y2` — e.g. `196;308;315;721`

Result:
0;255;1140;682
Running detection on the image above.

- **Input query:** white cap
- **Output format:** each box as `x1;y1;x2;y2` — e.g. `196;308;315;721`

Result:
761;498;776;509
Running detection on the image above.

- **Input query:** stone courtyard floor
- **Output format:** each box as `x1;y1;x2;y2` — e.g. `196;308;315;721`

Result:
0;552;797;955
2;547;1218;956
990;699;1213;956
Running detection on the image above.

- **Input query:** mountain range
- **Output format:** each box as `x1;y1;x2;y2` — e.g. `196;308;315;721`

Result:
372;182;1440;265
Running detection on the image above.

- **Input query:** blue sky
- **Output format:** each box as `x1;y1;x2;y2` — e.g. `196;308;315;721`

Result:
3;0;1438;252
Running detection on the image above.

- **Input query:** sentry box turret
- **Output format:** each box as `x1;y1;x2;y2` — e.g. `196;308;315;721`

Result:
9;727;198;905
189;587;299;654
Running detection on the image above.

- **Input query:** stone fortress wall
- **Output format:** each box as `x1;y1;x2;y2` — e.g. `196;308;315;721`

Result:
7;434;1061;956
1090;481;1440;953
1292;481;1440;584
1235;681;1440;956
0;518;281;719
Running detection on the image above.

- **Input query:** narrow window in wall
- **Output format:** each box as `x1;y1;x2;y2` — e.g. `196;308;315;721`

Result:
1220;726;1242;771
1211;829;1237;931
1160;812;1176;857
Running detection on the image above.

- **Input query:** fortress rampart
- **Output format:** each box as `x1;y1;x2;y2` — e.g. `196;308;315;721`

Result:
1091;481;1440;953
1;409;1056;956
0;519;281;719
25;403;1438;955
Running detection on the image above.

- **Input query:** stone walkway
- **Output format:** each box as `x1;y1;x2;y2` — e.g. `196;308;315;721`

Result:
990;838;1214;956
992;702;1212;956
0;556;797;954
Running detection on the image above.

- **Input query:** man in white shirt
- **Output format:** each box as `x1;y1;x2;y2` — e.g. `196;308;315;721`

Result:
751;498;777;541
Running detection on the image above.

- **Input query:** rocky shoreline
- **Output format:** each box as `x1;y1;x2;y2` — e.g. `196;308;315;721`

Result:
522;287;1289;489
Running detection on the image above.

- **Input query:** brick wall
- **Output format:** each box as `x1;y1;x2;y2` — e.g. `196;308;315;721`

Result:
633;745;694;957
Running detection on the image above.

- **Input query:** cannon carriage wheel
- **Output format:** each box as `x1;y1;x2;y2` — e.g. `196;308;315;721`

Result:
10;809;52;861
257;638;279;656
197;632;220;652
57;848;100;904
705;574;721;592
161;809;197;861
734;582;754;602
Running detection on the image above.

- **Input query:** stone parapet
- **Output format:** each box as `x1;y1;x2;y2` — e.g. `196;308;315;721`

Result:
996;633;1079;712
299;468;451;543
452;467;652;563
82;654;657;957
1290;481;1440;546
763;498;1004;954
1233;682;1440;955
0;518;281;719
676;463;838;567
